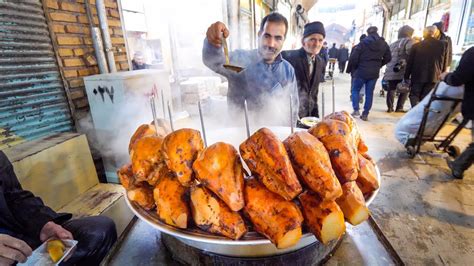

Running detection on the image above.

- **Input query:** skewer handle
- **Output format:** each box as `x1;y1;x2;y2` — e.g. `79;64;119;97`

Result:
222;36;230;65
290;94;294;133
244;99;250;138
198;101;207;147
167;100;174;132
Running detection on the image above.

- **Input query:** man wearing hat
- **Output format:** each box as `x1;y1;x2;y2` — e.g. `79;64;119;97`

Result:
282;21;326;118
349;26;391;121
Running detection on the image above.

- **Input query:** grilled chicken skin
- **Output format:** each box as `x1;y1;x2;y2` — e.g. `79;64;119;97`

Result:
130;136;164;184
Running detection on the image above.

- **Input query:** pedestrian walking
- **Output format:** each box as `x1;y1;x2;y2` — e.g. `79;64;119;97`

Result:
337;44;349;73
328;43;338;73
433;21;452;71
319;42;329;82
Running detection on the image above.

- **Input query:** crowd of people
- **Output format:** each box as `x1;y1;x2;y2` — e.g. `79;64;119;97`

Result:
202;12;473;179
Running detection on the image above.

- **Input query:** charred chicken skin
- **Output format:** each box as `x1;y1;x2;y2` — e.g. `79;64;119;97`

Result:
284;131;342;201
244;178;303;249
162;128;204;187
324;111;368;154
130;136;164;184
240;128;302;200
308;120;359;183
117;163;135;190
190;185;247;240
193;142;245;212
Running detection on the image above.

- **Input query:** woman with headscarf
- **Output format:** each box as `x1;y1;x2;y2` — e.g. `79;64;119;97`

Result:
383;25;414;112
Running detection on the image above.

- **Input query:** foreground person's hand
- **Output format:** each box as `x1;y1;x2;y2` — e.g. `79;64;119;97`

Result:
439;72;449;80
40;222;73;242
0;234;32;265
206;21;229;48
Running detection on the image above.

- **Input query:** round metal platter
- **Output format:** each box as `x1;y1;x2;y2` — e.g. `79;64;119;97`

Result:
125;126;381;257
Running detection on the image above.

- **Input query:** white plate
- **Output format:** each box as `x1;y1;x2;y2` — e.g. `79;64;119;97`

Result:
18;239;78;266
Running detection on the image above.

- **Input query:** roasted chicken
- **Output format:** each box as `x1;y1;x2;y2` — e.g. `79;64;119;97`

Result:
336;181;369;225
130;136;164;184
190;185;247;240
128;185;155;211
162;128;204;187
244;178;303;249
284;131;342;201
193;142;245;212
356;153;379;195
299;191;346;244
240;128;302;200
325;111;368;154
153;167;190;229
308;120;359;183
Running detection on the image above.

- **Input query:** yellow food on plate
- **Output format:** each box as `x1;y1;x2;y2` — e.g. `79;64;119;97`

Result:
47;239;65;263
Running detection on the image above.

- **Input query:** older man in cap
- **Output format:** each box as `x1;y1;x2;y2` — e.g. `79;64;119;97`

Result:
282;21;326;118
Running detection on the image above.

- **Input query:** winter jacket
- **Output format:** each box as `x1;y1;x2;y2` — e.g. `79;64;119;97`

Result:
440;33;453;70
337;48;349;62
347;33;391;80
319;47;329;64
0;151;72;247
404;36;446;83
443;47;474;120
328;46;339;59
282;48;323;118
384;37;414;81
202;38;299;122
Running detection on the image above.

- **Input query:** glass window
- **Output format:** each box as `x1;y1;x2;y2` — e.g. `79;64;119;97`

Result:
411;0;428;15
464;1;474;46
430;0;449;7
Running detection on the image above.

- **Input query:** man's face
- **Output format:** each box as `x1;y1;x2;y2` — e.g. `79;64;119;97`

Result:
258;21;286;63
302;33;324;56
134;56;145;65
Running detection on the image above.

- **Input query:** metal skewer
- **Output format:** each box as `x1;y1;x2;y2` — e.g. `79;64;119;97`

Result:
160;88;166;118
290;94;294;134
321;87;325;118
244;99;250;138
332;78;335;114
149;95;159;136
167;100;174;131
198;100;207;147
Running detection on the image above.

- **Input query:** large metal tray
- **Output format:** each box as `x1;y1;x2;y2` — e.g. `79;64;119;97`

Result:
124;126;381;257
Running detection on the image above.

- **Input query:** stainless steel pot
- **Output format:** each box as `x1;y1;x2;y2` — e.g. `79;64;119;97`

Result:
125;126;381;257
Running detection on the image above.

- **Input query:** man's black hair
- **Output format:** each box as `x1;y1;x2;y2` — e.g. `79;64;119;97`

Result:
259;12;288;37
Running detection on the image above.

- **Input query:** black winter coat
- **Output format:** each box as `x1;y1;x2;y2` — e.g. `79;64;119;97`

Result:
347;33;391;80
328;47;338;59
337;48;349;62
282;48;323;118
0;151;71;246
443;47;474;120
404;37;446;83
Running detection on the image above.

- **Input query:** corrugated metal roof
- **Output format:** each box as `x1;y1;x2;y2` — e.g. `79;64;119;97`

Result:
0;0;74;149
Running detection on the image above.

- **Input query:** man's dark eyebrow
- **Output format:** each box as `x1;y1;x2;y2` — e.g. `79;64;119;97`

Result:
264;32;284;39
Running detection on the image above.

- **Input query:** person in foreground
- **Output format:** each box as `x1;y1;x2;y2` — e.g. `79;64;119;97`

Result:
202;12;299;125
0;151;117;265
440;47;474;179
282;21;325;118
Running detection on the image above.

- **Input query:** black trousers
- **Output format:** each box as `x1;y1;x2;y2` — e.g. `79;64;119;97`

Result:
451;124;474;174
409;82;436;107
338;61;347;73
386;79;408;111
2;216;117;266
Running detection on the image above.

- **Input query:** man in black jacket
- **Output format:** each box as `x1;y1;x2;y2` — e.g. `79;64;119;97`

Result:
433;21;452;71
441;47;474;179
328;43;338;73
348;26;391;121
337;44;349;73
0;151;117;265
282;21;325;118
404;26;446;107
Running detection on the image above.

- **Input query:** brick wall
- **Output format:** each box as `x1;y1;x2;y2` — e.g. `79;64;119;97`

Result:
44;0;129;119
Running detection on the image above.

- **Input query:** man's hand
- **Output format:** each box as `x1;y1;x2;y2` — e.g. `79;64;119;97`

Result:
39;222;73;242
206;21;229;48
0;234;32;265
439;72;449;81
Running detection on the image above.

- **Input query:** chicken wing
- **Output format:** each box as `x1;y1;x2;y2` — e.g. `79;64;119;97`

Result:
284;131;342;201
308;120;359;183
153;167;190;229
299;190;345;244
240;128;302;200
162;128;204;187
190;185;247;240
193;142;245;211
130;136;164;184
244;178;303;249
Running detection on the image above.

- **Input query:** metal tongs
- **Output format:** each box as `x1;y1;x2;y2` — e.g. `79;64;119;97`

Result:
222;35;244;73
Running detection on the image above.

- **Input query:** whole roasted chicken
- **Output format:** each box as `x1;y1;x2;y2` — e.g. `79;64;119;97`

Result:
193;142;245;212
161;128;204;187
240;128;302;200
